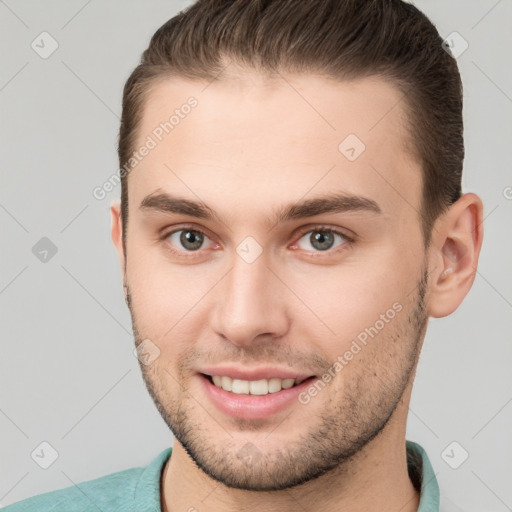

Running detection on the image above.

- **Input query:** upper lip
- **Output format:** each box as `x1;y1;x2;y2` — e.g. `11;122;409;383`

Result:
199;366;315;381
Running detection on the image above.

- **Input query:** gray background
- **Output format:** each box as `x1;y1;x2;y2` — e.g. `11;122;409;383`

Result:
1;0;511;510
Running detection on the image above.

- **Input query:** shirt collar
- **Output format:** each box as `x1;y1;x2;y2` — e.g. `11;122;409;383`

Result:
407;440;440;511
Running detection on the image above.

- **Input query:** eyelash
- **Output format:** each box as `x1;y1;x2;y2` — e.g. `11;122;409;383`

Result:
160;224;354;259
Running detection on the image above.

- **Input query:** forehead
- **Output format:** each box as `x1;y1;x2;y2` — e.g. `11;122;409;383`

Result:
128;71;422;225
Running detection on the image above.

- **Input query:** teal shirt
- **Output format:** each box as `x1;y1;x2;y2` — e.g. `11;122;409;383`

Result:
3;440;439;511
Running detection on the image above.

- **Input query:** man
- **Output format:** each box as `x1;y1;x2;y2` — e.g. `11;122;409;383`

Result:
4;0;483;510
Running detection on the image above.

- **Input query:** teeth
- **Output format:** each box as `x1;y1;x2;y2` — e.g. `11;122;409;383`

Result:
281;378;295;389
209;375;307;395
268;378;282;393
249;379;268;395
221;376;232;391
232;379;249;394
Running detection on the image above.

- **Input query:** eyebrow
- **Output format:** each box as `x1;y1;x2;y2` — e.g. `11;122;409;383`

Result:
139;190;382;229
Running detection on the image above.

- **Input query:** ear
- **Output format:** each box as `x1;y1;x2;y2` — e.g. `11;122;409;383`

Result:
427;193;484;318
110;200;126;280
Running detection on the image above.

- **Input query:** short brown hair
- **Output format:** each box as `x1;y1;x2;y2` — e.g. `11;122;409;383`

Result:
118;0;463;251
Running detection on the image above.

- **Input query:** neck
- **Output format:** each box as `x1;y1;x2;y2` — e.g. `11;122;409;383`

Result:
161;394;420;512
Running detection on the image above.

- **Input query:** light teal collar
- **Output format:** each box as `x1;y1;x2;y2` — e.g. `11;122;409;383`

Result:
407;440;440;511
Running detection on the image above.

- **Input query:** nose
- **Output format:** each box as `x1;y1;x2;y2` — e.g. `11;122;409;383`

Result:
211;249;290;348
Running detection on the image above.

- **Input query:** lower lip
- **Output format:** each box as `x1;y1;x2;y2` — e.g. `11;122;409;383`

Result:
199;374;317;420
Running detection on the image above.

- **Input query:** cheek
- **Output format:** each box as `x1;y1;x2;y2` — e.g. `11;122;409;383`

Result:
295;274;414;402
286;259;414;356
126;247;216;342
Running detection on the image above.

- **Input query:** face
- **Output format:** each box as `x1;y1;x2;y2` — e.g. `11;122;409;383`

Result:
116;71;430;491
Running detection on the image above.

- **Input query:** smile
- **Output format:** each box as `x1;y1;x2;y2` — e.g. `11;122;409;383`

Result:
205;374;310;395
198;372;318;420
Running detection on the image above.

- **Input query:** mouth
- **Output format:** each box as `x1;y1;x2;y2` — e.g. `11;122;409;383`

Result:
198;372;318;420
201;373;314;396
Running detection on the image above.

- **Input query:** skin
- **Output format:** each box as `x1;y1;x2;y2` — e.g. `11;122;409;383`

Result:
110;70;483;512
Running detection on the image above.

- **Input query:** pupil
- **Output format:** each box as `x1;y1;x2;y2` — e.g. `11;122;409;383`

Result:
311;231;333;251
180;230;203;250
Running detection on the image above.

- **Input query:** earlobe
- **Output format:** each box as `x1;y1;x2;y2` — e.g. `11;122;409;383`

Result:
427;193;484;318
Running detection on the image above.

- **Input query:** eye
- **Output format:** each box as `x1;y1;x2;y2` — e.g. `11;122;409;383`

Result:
166;227;215;252
294;227;350;252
